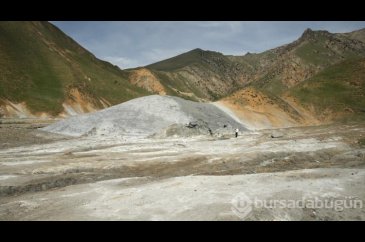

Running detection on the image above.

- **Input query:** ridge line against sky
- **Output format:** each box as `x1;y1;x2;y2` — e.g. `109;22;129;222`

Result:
51;21;365;69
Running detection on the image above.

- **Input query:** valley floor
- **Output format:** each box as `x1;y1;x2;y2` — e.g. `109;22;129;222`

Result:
0;121;364;220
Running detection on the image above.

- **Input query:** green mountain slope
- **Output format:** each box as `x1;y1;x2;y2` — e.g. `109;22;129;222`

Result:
147;48;205;71
247;28;365;94
144;28;365;127
120;27;365;125
145;48;248;101
289;58;365;121
1;22;364;126
0;21;149;116
143;28;365;105
218;29;365;126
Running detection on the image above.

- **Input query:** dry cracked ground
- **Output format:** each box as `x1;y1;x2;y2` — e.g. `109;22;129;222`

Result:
0;120;365;220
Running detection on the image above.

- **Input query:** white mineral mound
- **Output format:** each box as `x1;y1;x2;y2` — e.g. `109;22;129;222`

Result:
41;95;247;138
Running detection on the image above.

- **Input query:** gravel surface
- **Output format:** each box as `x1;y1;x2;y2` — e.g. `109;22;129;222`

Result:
41;95;247;138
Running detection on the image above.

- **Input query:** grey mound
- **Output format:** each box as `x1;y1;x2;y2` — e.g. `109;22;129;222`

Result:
41;95;247;138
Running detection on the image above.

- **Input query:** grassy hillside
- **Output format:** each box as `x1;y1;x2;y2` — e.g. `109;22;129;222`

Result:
289;58;365;121
217;29;365;126
146;48;205;71
0;21;149;115
146;49;248;101
1;22;364;125
251;29;365;94
144;28;365;105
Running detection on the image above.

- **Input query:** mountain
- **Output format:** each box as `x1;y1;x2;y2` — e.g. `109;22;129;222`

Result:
249;28;365;92
141;28;365;127
217;56;365;129
219;28;365;127
143;28;365;100
141;48;247;101
0;21;149;118
1;22;364;128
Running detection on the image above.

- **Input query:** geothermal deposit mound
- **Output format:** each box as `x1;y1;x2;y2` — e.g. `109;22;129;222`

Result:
41;95;247;138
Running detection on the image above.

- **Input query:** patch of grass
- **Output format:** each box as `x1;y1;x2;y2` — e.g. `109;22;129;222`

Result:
290;58;365;118
262;77;287;96
251;72;288;97
153;68;209;101
295;39;334;66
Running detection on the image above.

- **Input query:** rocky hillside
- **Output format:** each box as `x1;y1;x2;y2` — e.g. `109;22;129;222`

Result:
143;28;365;100
130;27;364;127
249;28;365;92
288;57;365;122
219;29;365;127
343;28;365;44
143;48;248;101
0;21;149;118
1;22;364;127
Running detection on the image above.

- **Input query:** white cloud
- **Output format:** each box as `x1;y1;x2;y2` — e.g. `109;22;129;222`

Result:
103;48;189;69
53;21;365;69
103;56;143;69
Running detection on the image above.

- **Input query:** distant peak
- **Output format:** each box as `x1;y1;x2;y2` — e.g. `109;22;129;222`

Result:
304;28;313;33
300;28;314;39
191;48;203;52
299;28;331;41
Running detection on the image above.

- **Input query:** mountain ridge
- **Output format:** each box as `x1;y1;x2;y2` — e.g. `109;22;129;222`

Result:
1;22;364;128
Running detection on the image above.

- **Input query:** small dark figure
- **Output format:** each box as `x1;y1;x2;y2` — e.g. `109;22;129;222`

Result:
186;122;197;128
235;128;239;138
208;128;213;136
223;124;227;128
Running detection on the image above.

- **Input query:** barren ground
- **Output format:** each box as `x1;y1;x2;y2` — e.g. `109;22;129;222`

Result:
0;120;364;220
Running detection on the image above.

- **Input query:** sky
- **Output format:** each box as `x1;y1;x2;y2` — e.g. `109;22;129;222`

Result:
52;21;365;69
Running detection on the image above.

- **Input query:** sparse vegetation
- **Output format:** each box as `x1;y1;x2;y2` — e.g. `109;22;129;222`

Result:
295;39;334;66
290;58;365;120
0;21;149;115
1;21;365;125
147;48;204;71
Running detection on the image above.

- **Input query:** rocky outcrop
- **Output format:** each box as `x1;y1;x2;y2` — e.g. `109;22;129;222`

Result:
128;68;166;95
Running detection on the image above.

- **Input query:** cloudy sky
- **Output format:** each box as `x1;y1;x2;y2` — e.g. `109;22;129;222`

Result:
52;21;365;69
